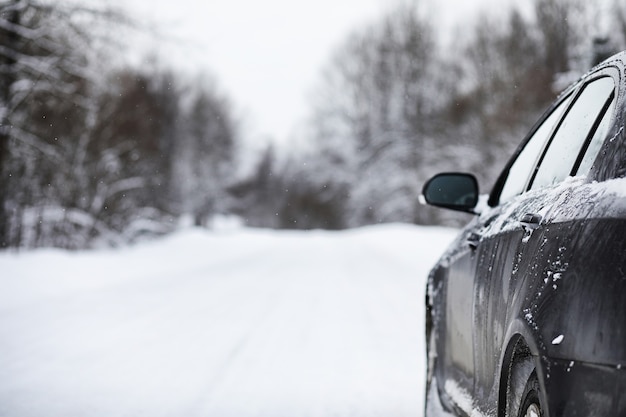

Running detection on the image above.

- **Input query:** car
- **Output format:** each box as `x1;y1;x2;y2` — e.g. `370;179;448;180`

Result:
421;50;626;417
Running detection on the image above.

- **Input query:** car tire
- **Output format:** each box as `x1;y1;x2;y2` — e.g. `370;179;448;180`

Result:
516;371;544;417
505;355;538;417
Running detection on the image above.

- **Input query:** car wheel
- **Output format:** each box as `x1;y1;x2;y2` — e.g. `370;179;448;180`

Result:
517;371;544;417
505;354;541;417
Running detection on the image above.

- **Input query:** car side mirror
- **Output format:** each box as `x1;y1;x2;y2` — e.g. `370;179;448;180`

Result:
421;173;479;213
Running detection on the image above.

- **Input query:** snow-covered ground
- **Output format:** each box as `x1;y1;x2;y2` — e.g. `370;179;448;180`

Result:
0;224;457;417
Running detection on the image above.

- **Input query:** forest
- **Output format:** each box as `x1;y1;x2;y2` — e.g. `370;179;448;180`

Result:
1;0;626;249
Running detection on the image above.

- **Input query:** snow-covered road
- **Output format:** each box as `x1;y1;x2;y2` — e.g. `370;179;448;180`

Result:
0;224;457;417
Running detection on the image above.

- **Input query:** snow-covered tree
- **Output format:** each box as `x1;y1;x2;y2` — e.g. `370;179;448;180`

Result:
296;0;626;229
308;3;441;226
0;0;121;247
172;77;237;226
0;1;239;248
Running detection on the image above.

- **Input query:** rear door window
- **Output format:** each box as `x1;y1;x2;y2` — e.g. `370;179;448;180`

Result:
530;77;615;190
574;98;616;175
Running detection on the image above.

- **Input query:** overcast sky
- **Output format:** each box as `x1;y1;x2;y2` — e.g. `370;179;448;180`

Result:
117;0;517;148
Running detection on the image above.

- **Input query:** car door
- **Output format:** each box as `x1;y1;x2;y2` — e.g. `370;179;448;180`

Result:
470;69;618;412
431;82;575;412
461;89;574;409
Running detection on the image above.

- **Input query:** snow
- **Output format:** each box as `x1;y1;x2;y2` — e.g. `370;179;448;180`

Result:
443;380;473;415
551;335;565;345
426;378;456;417
442;380;490;417
0;224;457;416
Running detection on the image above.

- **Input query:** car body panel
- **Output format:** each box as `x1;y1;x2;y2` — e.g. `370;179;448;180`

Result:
544;358;626;416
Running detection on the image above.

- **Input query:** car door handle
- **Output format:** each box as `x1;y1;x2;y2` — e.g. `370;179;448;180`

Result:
520;213;542;231
466;232;481;250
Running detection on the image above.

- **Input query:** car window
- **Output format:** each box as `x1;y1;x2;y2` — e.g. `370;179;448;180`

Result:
530;77;615;190
574;97;616;175
498;95;572;203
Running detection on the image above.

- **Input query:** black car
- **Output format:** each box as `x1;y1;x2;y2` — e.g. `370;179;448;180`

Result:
422;51;626;417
